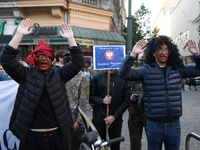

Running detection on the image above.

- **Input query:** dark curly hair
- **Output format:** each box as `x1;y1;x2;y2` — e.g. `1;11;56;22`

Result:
144;36;183;68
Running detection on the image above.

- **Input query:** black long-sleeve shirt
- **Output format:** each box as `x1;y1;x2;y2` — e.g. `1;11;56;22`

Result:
89;70;130;120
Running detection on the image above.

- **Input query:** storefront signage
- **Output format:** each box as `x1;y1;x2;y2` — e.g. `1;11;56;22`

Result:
32;23;57;36
173;30;189;46
20;38;68;45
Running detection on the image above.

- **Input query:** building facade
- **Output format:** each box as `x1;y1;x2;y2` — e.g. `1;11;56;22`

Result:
153;0;200;65
0;0;127;66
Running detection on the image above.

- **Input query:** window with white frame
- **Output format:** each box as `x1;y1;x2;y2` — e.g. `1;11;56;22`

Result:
82;0;97;6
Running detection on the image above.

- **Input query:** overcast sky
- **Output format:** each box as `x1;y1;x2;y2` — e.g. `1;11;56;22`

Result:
125;0;165;26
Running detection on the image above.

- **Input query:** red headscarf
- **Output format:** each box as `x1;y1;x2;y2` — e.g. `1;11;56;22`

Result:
25;39;55;66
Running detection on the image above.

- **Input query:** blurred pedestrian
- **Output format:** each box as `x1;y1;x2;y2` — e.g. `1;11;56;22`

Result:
0;63;11;79
118;36;200;150
189;77;197;90
182;78;186;90
90;69;130;150
0;18;84;150
0;71;9;81
0;64;5;73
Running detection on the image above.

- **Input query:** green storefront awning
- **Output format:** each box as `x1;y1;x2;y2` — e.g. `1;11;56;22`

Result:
13;25;126;45
71;26;125;42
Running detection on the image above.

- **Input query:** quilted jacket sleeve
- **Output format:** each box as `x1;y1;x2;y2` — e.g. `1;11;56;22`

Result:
118;54;144;81
0;44;27;83
180;55;200;78
59;44;84;83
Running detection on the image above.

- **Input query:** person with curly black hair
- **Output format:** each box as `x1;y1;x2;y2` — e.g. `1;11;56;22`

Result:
118;35;200;150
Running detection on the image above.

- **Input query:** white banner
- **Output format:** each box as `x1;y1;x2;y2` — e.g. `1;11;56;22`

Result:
0;80;20;150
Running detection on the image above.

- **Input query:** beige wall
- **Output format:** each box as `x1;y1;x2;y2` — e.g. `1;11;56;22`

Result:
16;0;114;31
68;3;114;30
19;7;65;26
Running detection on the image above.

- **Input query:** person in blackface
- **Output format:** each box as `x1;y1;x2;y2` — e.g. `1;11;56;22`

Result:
118;36;200;150
0;18;84;150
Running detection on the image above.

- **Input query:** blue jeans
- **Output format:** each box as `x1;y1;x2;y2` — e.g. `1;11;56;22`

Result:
146;119;181;150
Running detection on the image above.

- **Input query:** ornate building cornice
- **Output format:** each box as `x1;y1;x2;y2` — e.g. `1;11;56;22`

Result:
69;8;109;19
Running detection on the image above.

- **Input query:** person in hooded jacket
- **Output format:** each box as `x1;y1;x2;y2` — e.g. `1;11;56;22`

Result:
0;18;84;150
118;36;200;150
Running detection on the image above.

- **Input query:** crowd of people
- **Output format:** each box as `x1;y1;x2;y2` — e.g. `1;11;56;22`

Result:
0;18;200;150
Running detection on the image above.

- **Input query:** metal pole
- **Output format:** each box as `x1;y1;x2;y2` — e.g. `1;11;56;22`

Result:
126;0;133;54
185;132;200;150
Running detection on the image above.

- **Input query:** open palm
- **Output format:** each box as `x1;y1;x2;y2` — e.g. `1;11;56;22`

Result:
60;23;74;39
187;40;199;56
17;19;33;35
131;39;147;55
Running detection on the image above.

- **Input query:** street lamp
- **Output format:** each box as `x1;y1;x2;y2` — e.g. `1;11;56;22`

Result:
126;0;133;54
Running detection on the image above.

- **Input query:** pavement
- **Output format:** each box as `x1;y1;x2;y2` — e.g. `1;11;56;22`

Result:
120;84;200;150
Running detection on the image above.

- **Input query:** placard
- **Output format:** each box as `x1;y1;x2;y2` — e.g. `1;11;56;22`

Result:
93;45;125;70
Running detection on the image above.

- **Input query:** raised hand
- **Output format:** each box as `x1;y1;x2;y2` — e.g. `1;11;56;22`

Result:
60;23;74;39
130;39;147;57
60;23;77;46
9;18;33;49
186;40;199;56
17;18;33;36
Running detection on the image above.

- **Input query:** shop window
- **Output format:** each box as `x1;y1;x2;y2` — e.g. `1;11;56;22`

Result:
82;0;97;6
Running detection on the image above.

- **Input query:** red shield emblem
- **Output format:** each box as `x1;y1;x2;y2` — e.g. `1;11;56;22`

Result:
105;50;114;60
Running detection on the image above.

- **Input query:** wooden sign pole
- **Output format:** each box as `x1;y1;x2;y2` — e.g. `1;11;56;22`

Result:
106;69;110;150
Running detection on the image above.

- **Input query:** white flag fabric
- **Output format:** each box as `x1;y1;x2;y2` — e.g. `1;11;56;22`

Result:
0;80;20;150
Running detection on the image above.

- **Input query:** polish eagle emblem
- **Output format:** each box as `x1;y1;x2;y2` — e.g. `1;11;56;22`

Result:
105;50;114;60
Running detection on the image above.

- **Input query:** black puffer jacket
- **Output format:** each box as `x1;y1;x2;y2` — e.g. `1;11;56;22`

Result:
0;44;84;142
119;54;200;121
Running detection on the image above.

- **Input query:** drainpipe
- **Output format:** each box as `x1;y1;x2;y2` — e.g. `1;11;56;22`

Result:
65;10;68;23
99;0;102;8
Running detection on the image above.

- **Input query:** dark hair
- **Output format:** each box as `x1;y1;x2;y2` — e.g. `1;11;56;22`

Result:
145;35;183;68
55;50;66;62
